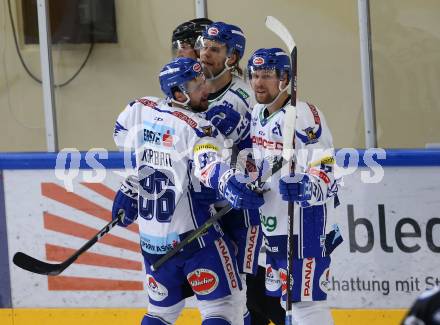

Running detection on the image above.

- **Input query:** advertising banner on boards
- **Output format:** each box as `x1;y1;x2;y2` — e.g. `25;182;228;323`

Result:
2;152;440;308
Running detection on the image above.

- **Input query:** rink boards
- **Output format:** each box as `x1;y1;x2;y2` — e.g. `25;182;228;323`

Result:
0;149;439;324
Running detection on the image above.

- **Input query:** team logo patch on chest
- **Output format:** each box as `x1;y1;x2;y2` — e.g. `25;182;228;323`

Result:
272;121;282;136
187;268;219;295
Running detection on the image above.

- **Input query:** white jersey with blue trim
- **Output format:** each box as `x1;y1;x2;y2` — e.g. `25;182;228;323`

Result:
251;100;340;259
207;75;254;145
114;96;228;255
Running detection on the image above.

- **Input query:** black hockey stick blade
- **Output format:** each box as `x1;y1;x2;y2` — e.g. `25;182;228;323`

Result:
13;214;122;276
13;252;69;276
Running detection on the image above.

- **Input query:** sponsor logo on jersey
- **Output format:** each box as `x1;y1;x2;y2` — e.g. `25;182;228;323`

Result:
137;98;158;108
253;57;265;66
245;226;259;272
154;116;163;121
235;88;250;99
309;168;331;184
301;257;315;300
265;265;282;292
141;149;172;167
194;143;219;153
307;103;321;124
319;268;330;294
172;111;197;128
193;63;202;73
187;268;219;295
216;238;238;290
140;232;179;255
251;135;283;150
260;214;277;232
143;121;175;148
146;275;168;301
208;27;219;36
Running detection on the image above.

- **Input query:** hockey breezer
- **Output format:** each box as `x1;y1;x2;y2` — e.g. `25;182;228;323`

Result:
151;156;284;272
13;213;123;276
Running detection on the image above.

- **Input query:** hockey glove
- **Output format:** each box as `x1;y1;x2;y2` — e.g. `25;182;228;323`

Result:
279;173;313;204
112;175;138;227
218;169;265;210
204;102;241;137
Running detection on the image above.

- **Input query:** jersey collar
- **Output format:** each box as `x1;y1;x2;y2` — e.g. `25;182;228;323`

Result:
259;95;291;126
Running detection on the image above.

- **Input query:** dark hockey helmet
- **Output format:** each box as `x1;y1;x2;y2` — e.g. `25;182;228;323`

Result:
159;57;204;99
195;21;246;59
247;48;291;81
172;18;213;49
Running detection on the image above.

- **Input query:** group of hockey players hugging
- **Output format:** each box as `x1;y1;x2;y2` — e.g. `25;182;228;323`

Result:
112;18;343;325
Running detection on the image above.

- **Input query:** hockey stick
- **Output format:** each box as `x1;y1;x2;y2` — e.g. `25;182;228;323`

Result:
13;213;123;276
150;157;284;272
265;16;297;325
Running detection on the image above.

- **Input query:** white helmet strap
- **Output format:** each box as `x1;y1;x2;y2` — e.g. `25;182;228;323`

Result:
171;91;191;108
266;80;290;108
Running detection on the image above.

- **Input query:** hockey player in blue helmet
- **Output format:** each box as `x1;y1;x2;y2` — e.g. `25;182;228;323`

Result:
112;56;265;325
197;21;262;325
159;57;209;111
196;21;246;80
247;48;291;108
248;48;342;325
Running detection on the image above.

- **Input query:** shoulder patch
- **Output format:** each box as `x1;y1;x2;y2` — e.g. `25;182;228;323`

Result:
235;88;250;100
201;125;213;136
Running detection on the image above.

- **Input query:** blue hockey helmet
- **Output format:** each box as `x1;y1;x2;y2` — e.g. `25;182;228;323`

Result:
197;21;246;59
247;48;291;81
159;57;204;99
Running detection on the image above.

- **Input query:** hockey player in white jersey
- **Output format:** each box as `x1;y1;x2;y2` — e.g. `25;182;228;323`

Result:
247;48;343;325
195;22;263;325
196;21;254;149
111;57;265;325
